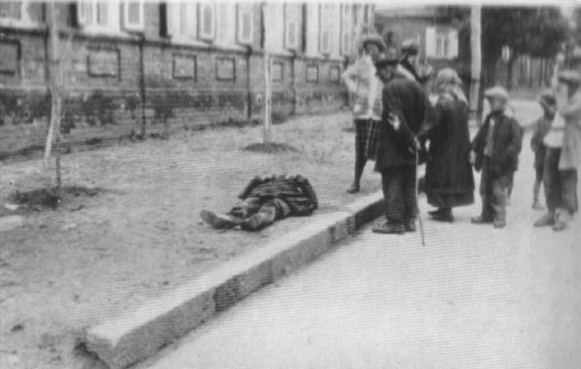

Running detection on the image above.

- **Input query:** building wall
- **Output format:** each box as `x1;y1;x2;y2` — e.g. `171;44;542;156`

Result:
0;1;372;159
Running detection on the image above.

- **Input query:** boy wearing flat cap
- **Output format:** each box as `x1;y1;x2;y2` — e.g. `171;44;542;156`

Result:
535;70;581;231
470;86;523;228
530;89;557;211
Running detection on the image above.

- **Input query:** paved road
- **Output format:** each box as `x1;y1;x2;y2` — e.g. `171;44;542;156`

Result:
140;129;580;369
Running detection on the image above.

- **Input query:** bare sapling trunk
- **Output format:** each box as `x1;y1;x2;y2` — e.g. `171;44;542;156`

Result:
469;5;482;121
263;53;272;147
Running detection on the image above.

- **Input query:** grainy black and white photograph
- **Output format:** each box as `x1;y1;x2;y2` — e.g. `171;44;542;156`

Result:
0;0;580;368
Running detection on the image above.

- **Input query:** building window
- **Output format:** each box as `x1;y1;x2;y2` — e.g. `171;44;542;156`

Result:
199;3;216;41
425;26;458;59
340;4;351;56
0;0;44;26
77;1;120;32
166;2;197;41
123;0;143;31
319;4;332;54
237;4;253;45
284;5;299;50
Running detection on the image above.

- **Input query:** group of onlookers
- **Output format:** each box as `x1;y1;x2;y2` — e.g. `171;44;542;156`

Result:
343;34;580;233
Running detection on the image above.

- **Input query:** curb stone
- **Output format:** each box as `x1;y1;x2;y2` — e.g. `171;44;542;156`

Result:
83;191;385;369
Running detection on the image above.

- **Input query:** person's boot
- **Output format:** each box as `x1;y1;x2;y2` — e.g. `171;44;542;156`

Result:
493;219;506;228
431;208;454;223
405;221;416;232
347;183;360;194
534;212;555;227
200;210;238;229
372;222;405;234
471;215;493;224
553;209;570;232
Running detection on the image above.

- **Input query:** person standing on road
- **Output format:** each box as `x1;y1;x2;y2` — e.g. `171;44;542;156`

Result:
342;34;386;194
470;87;522;229
530;89;556;211
398;39;433;86
534;70;581;231
417;68;475;223
372;52;434;234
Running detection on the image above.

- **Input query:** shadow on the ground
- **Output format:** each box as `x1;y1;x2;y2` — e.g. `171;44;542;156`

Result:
242;142;300;153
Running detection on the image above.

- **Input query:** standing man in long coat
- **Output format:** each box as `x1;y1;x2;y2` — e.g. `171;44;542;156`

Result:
373;52;435;234
418;68;475;222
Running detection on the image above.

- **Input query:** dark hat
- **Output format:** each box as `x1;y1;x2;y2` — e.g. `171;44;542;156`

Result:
538;89;556;107
401;39;419;56
484;86;509;102
361;34;386;51
374;48;399;69
557;70;581;87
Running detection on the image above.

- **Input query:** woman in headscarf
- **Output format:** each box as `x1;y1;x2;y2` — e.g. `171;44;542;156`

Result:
342;34;386;194
418;68;475;222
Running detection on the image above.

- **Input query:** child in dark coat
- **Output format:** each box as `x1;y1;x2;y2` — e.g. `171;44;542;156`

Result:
530;90;556;210
470;87;523;228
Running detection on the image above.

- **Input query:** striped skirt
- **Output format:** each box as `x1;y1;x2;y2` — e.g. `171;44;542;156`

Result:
355;119;381;161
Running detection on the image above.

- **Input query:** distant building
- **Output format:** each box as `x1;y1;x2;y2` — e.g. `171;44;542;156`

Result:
0;1;375;158
374;6;470;84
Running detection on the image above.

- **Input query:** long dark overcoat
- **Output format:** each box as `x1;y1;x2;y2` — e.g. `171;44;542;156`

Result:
419;94;475;201
375;77;434;171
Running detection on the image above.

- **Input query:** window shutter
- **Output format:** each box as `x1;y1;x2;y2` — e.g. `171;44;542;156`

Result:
448;29;458;59
96;2;108;26
425;26;436;58
284;5;299;50
186;2;197;40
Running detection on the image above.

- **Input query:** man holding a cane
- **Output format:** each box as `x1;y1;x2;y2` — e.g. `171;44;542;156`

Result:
372;51;434;235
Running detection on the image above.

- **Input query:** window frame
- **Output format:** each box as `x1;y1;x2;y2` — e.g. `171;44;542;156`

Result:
340;4;351;56
76;1;121;33
284;5;299;51
319;4;332;55
122;0;144;32
236;4;253;45
198;3;216;41
166;2;198;42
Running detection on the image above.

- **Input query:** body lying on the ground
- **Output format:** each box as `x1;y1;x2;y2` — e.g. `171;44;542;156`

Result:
200;175;318;231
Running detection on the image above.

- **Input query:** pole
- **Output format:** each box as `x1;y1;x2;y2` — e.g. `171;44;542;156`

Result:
469;5;481;121
415;147;425;247
263;52;272;147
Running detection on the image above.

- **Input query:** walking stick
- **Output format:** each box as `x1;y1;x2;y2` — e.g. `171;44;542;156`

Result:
415;142;426;247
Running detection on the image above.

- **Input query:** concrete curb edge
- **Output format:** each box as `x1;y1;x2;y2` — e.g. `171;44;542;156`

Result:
83;192;385;369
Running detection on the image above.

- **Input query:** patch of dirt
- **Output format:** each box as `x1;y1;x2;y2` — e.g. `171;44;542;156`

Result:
10;186;103;212
0;112;383;369
242;142;300;153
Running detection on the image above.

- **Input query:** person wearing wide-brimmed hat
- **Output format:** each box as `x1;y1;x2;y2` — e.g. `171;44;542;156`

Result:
530;89;557;211
535;70;581;231
417;68;475;223
342;33;387;194
398;38;432;85
470;86;522;229
372;51;435;234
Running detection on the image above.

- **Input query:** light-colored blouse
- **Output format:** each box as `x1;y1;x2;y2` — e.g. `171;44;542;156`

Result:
342;55;383;121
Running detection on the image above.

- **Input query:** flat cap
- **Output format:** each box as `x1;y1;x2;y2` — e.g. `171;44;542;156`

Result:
538;89;556;106
557;70;581;86
401;39;419;55
374;48;399;69
484;86;509;101
361;34;386;51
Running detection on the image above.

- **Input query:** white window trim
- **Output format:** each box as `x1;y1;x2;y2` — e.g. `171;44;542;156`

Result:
319;4;332;55
76;1;122;35
0;0;42;29
166;2;202;45
341;4;351;56
122;0;144;32
284;5;299;50
198;3;216;41
236;4;253;45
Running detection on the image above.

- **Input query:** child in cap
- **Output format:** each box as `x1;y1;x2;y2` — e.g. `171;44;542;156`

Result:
530;89;557;210
470;86;523;228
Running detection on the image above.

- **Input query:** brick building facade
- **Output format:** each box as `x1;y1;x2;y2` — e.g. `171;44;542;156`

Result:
0;1;375;159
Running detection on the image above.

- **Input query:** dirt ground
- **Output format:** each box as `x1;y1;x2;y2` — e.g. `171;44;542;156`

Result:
0;112;384;369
